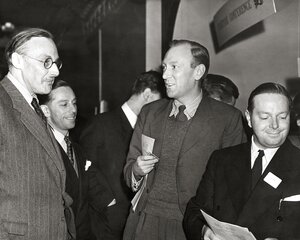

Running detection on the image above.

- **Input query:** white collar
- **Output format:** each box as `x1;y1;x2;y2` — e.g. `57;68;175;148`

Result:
121;102;137;128
7;72;36;108
250;136;279;172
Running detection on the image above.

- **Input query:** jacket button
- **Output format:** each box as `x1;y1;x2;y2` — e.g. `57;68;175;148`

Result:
277;216;283;222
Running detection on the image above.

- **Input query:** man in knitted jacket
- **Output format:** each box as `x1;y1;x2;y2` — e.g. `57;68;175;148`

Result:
122;39;246;240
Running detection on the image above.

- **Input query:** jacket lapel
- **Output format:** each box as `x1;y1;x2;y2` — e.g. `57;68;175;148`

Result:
149;100;172;157
2;78;64;188
179;96;213;157
237;141;292;227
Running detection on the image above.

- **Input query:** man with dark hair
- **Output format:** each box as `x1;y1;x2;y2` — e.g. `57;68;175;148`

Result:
202;74;239;106
0;28;70;239
39;79;93;240
80;70;165;240
122;39;246;240
184;82;300;240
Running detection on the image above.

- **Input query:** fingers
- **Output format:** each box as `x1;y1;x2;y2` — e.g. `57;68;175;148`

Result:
133;155;159;177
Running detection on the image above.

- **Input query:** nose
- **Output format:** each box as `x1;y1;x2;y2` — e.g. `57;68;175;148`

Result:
70;104;77;113
162;67;170;80
270;117;279;129
49;63;60;76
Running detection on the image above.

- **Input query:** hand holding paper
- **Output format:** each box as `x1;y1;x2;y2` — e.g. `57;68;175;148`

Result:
201;210;257;240
132;134;159;178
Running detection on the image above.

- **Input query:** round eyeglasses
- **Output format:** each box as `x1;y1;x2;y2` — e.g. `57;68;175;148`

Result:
22;54;62;70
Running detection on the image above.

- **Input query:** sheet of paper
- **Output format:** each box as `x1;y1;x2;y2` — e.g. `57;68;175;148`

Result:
201;210;257;240
131;134;155;212
131;174;148;212
141;134;155;155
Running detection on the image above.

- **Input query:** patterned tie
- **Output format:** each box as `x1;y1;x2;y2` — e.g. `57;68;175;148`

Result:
252;149;264;189
176;105;188;121
31;98;47;125
64;135;75;166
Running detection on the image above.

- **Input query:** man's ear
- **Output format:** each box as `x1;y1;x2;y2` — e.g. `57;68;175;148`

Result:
11;52;23;69
297;119;300;127
142;88;151;102
245;110;252;128
194;64;205;81
40;105;50;118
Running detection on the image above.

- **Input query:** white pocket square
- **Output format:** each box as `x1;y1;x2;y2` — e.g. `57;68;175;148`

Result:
85;160;92;171
282;194;300;202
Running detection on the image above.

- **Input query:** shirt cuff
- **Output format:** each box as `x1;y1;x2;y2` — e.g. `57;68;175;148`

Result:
131;171;144;191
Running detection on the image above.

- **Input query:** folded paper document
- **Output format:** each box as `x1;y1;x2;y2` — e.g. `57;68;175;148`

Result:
201;210;256;240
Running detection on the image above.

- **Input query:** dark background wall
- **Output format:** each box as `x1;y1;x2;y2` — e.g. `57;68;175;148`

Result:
101;0;146;111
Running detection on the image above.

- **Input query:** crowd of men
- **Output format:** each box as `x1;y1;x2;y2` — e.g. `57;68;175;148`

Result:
0;27;299;240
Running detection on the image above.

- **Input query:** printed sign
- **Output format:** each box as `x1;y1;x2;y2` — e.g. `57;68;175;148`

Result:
213;0;295;46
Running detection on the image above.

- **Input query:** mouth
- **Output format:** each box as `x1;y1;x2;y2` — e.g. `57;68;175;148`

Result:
65;116;76;121
267;132;280;137
165;83;175;88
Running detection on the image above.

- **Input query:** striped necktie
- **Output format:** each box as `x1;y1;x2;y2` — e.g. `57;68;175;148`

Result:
31;98;47;125
64;135;75;166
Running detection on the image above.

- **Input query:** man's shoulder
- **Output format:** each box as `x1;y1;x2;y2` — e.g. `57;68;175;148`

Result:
0;79;13;107
280;138;300;159
141;98;170;113
88;107;122;124
204;96;241;115
214;142;249;156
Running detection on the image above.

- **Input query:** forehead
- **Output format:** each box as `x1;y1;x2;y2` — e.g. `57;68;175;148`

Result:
163;44;193;64
22;37;58;57
50;86;75;101
252;93;289;111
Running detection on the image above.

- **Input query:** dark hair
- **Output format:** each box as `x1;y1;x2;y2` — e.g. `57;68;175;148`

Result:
131;70;165;97
5;28;54;68
38;79;71;105
169;39;210;79
247;82;292;113
202;74;239;104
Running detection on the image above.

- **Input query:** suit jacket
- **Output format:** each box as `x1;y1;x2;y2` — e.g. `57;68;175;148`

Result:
0;77;69;240
123;96;246;239
183;140;300;240
80;107;135;235
58;140;92;240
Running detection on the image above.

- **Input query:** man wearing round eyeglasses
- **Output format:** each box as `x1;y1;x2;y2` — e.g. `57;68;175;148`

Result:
0;28;73;240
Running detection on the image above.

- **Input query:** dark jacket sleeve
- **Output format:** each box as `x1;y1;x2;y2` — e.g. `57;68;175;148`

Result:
183;151;218;240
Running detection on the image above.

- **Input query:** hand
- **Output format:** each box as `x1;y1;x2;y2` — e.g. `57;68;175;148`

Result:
202;225;221;240
132;154;159;178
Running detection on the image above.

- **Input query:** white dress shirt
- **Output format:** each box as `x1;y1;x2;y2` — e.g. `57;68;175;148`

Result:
121;101;137;128
250;136;279;173
7;72;37;109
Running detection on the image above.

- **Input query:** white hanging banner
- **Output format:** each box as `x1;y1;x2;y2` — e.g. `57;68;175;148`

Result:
213;0;295;47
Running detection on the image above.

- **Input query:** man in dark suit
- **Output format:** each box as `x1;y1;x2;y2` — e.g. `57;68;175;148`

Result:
184;82;300;240
80;70;165;240
0;28;70;239
122;40;246;240
39;79;93;240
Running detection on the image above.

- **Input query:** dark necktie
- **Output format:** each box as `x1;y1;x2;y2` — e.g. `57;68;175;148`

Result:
31;98;47;125
252;150;264;189
176;105;188;121
64;135;75;166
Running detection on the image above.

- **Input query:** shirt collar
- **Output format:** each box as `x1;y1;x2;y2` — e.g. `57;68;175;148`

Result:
169;94;202;120
121;102;137;128
7;72;36;108
51;127;68;152
250;136;279;172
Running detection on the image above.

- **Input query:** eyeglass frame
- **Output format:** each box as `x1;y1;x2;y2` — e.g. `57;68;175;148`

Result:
21;54;62;70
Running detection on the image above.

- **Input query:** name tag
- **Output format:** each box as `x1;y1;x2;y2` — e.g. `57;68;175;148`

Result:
264;172;282;189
